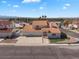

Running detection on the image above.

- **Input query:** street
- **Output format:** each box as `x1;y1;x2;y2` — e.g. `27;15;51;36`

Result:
0;45;79;59
61;29;79;38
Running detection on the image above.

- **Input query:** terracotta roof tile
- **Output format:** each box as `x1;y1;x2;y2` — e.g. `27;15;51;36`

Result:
23;21;61;34
0;20;11;25
23;25;42;32
41;28;49;32
0;29;13;33
50;22;58;28
49;28;61;33
32;20;48;26
0;20;13;33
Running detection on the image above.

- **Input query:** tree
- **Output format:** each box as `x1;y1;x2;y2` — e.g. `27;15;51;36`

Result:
42;15;47;19
63;20;72;26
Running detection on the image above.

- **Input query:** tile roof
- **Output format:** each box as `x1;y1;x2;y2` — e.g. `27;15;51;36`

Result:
23;25;60;33
0;29;13;33
73;20;79;24
42;28;61;33
41;28;49;32
32;20;48;26
49;28;61;33
0;20;13;33
23;25;42;32
23;21;61;34
50;22;58;28
0;20;12;25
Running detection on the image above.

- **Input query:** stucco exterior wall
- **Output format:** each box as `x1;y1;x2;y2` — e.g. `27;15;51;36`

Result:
0;32;12;38
23;32;43;37
48;33;61;39
23;32;61;38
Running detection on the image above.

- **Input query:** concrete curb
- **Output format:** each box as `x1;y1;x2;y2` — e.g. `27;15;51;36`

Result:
0;43;15;46
48;44;69;45
0;43;78;46
48;44;79;45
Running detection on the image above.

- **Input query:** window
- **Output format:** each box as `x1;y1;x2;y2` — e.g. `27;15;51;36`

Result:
48;31;51;33
35;25;41;30
52;34;56;36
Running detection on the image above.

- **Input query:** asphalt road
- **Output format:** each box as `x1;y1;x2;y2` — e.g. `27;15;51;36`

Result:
0;46;79;59
61;29;79;38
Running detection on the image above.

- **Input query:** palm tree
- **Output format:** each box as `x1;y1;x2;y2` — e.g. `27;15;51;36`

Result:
42;15;47;19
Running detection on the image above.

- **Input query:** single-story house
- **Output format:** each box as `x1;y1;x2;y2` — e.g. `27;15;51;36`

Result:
14;23;23;29
22;21;61;38
72;20;79;28
14;22;29;29
68;24;78;30
0;20;14;38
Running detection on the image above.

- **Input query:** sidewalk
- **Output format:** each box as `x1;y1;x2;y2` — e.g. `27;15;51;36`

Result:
70;30;79;34
68;36;79;43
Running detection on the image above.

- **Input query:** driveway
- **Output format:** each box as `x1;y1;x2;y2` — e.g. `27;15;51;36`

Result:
61;29;79;38
16;36;49;46
61;29;79;43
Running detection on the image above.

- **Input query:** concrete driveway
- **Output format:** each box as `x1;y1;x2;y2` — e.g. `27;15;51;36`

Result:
16;36;49;46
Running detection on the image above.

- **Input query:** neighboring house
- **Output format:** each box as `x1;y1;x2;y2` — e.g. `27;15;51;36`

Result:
72;20;79;28
68;24;78;30
14;22;29;29
14;23;23;29
61;19;79;30
22;20;61;38
0;20;14;38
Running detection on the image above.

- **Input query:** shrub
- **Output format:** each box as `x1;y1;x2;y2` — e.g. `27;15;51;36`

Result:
61;32;67;39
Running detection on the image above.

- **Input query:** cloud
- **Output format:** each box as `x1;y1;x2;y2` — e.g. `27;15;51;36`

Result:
65;3;71;7
40;7;44;10
63;3;71;10
13;5;19;8
2;1;7;3
63;6;67;10
22;0;41;3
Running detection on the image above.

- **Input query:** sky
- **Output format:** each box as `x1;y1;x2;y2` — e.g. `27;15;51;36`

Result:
0;0;79;17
